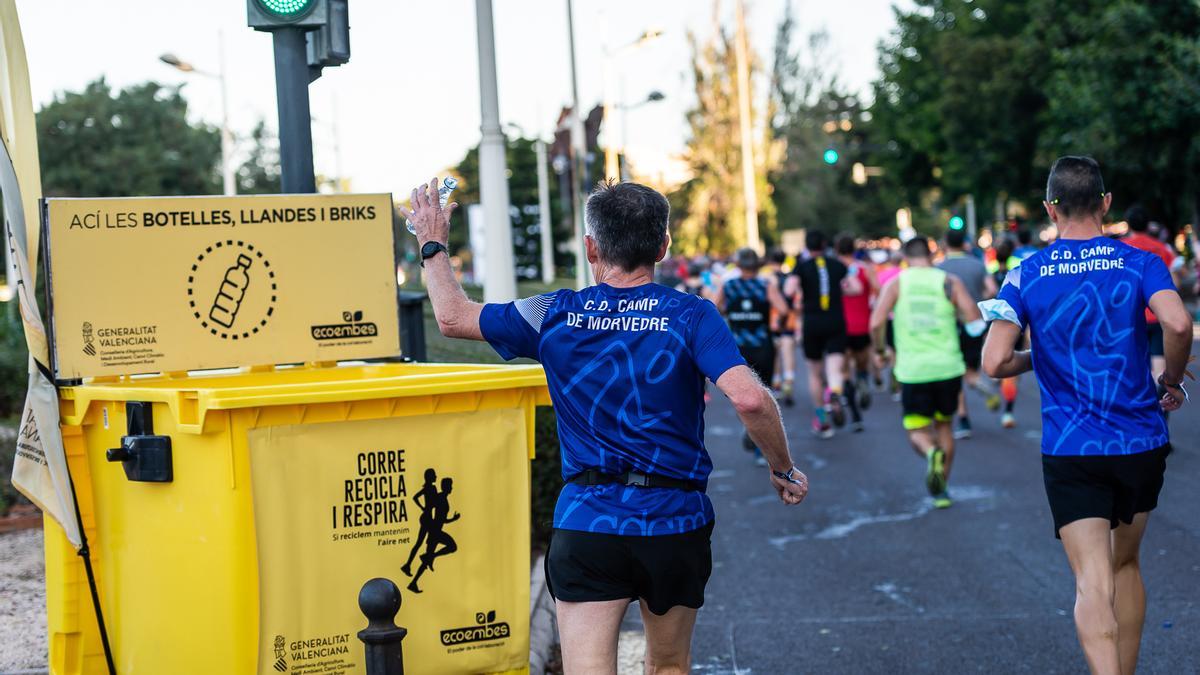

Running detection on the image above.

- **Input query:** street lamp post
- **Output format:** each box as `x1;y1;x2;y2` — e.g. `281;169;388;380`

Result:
617;90;665;181
566;0;590;289
602;29;663;182
475;0;517;303
159;34;236;196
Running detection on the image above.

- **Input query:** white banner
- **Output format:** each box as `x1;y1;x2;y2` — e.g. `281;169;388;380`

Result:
1;0;81;549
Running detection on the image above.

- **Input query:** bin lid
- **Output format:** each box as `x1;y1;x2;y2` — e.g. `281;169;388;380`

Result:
59;363;548;432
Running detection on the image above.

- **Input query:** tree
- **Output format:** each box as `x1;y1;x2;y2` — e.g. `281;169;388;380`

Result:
870;0;1048;228
1033;0;1200;229
768;7;894;237
237;120;282;194
450;135;571;280
673;4;776;255
37;78;221;197
869;0;1200;233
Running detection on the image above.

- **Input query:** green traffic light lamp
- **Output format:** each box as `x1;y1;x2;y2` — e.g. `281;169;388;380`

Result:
823;149;839;165
256;0;317;19
949;215;965;230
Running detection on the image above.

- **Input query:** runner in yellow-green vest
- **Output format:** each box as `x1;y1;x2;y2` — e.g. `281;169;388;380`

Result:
870;236;985;509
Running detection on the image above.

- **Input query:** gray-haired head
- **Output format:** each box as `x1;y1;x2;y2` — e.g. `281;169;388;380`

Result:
585;181;670;272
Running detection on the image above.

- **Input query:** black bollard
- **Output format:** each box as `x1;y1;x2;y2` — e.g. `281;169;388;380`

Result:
358;578;407;675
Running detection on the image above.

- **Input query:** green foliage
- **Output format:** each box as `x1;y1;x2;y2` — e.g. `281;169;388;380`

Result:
674;18;776;254
450;136;571;280
237;120;283;194
768;6;896;238
0;311;27;419
869;0;1200;230
37;78;221;197
1034;0;1200;226
531;407;562;546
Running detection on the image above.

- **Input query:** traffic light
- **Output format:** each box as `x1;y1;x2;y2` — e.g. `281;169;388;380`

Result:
247;0;326;28
949;215;965;230
248;0;350;70
823;148;839;165
307;0;350;67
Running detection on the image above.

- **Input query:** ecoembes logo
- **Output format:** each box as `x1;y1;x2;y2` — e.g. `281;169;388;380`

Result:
311;309;378;341
440;610;510;647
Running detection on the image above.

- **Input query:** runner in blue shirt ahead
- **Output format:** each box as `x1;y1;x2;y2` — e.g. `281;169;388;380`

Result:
981;156;1192;675
401;178;806;675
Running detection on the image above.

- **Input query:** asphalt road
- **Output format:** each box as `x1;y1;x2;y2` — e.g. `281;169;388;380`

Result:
620;341;1200;675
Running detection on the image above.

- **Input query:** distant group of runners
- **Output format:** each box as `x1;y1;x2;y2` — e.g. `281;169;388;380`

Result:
406;154;1192;674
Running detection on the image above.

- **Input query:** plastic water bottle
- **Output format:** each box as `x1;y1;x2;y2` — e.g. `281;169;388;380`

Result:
406;177;458;235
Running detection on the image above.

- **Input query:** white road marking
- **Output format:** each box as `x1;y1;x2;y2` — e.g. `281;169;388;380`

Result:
768;485;996;548
873;581;926;613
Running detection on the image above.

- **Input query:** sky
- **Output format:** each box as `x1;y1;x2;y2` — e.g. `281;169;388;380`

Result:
16;0;909;196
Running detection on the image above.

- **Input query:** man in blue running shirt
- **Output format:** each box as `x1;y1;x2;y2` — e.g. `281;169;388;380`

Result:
401;178;808;674
982;157;1192;675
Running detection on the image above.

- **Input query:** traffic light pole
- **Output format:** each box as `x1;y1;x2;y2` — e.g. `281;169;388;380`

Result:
272;27;317;194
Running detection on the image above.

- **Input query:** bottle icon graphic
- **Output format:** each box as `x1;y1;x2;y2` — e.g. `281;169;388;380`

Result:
209;254;253;329
405;176;458;235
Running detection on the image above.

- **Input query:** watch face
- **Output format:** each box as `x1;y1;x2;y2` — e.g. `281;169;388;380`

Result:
422;241;444;258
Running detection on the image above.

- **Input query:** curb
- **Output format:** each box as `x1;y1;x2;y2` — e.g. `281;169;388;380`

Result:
528;554;557;674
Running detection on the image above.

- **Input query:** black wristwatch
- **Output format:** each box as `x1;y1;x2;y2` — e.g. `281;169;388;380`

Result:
420;241;449;267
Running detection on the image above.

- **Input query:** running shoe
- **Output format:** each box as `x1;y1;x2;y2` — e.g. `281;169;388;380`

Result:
755;454;768;467
851;421;864;433
925;447;947;496
933;491;953;509
985;393;1002;412
953;417;972;440
827;390;847;428
1001;412;1016;428
857;384;872;411
781;380;795;408
811;416;834;440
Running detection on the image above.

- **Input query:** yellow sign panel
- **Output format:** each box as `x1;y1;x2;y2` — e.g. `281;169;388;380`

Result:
43;194;399;380
249;411;531;675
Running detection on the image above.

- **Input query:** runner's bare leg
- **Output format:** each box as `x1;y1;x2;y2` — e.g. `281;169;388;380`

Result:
557;599;628;675
1060;518;1121;675
1112;513;1150;675
936;420;955;481
640;603;699;675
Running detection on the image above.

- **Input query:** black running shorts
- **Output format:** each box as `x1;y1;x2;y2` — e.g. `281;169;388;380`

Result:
845;334;871;352
739;344;776;384
957;323;986;370
802;316;847;361
545;522;714;616
1042;444;1170;538
1147;322;1165;357
900;377;962;427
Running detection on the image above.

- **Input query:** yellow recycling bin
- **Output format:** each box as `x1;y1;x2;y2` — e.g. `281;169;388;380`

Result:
43;362;550;675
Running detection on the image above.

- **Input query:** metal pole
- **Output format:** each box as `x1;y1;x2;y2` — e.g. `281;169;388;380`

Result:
271;27;316;194
566;0;589;289
218;31;236;196
536;140;555;284
733;0;760;251
475;0;517;303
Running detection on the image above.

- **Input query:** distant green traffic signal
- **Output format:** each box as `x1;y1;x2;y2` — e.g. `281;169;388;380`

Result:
822;149;839;165
949;215;965;230
256;0;316;18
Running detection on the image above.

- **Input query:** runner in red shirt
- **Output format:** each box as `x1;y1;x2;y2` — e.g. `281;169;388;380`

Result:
1123;205;1180;382
836;234;878;432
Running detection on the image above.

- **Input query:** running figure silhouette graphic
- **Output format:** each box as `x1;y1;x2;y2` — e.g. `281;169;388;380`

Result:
402;473;460;593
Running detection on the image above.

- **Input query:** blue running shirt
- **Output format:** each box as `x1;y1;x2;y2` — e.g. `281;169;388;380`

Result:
721;277;771;348
992;237;1175;456
479;283;745;535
